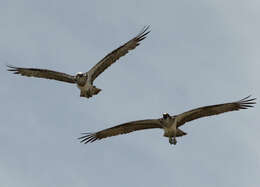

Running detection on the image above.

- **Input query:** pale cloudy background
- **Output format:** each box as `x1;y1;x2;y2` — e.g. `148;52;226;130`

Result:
0;0;259;187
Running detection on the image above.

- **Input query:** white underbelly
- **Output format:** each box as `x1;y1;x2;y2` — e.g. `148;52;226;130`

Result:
163;126;177;137
77;83;91;91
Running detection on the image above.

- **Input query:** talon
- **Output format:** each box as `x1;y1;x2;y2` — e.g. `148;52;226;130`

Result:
173;138;177;145
169;137;173;145
169;137;177;145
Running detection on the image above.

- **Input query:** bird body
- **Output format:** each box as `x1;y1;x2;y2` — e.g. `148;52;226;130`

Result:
79;96;256;145
74;72;101;97
7;26;150;98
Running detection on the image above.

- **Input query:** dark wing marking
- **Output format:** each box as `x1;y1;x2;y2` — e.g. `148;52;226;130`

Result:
78;119;162;144
88;26;150;83
176;129;187;137
177;95;256;127
7;65;76;84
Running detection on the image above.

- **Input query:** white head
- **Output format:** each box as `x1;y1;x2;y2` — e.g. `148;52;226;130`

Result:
76;72;84;79
163;113;170;119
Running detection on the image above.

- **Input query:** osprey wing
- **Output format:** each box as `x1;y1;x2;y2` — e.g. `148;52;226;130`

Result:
88;26;150;83
79;118;162;144
176;96;256;127
7;65;76;84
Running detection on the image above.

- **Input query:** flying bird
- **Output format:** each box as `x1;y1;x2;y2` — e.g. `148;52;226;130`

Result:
7;26;150;98
79;96;256;145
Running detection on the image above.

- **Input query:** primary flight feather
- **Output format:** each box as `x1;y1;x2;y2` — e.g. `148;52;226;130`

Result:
7;26;150;98
79;96;256;145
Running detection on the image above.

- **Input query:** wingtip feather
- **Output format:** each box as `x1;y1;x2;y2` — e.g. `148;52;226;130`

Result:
6;65;18;72
238;95;256;109
78;133;98;144
136;25;151;41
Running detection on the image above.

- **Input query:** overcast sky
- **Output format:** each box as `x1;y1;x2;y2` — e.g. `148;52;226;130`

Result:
1;0;259;187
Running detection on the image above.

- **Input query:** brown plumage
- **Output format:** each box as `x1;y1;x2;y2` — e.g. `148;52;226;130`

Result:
7;66;76;83
79;96;256;145
176;95;256;127
7;26;150;98
89;26;150;83
79;119;163;144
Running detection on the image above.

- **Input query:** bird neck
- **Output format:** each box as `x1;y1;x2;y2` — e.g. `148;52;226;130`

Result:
77;77;87;86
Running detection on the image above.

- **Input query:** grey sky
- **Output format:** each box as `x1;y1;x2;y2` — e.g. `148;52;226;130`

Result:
1;0;259;187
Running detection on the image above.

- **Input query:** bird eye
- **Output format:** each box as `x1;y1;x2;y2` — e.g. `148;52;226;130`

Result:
163;113;169;119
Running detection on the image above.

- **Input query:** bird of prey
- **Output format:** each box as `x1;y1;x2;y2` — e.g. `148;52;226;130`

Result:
79;96;256;145
7;26;150;98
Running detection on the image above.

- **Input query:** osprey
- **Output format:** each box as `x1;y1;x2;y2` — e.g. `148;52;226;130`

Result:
79;96;256;145
7;26;150;98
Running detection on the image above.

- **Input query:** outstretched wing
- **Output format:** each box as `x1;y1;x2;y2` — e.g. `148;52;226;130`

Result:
7;65;76;84
88;26;150;83
177;96;256;127
78;119;162;144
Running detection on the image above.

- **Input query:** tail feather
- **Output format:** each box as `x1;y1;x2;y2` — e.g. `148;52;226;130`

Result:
80;86;102;98
92;86;101;95
176;129;187;137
